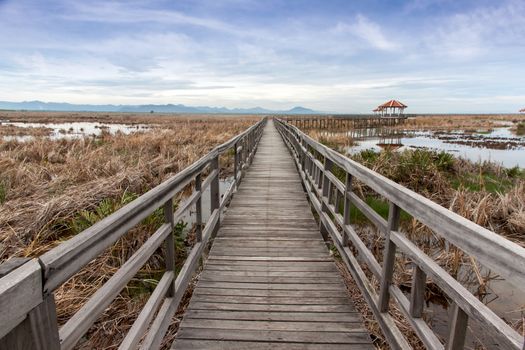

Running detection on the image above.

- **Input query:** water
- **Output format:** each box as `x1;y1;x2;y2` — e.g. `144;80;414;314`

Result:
341;127;525;168
178;177;234;235
0;120;151;140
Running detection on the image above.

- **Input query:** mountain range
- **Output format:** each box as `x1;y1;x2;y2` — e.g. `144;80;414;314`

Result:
0;101;320;114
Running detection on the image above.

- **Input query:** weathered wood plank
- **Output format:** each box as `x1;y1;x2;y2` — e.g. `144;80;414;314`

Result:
0;259;42;339
180;319;365;332
172;339;373;350
172;120;372;349
176;327;372;344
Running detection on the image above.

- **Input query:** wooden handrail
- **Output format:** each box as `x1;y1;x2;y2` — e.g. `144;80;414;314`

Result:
275;118;525;350
0;117;266;350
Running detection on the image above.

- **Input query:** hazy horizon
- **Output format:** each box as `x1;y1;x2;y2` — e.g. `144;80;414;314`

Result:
1;0;524;113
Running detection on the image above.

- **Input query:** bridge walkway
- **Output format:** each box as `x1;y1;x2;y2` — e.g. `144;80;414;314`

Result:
172;120;373;349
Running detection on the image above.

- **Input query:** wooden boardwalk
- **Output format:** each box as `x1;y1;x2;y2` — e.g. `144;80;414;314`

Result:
172;121;373;349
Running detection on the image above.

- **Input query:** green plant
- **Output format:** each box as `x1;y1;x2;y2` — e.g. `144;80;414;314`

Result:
69;191;139;234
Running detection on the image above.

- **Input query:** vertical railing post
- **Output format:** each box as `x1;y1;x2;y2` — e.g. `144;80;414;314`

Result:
409;265;426;318
342;172;353;246
446;303;468;350
320;157;334;242
233;142;239;188
210;155;220;235
300;139;306;172
195;174;203;242
378;202;400;312
163;198;175;296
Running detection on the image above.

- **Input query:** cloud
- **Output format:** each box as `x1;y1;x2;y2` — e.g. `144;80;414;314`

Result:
0;0;523;112
422;0;525;59
334;15;400;51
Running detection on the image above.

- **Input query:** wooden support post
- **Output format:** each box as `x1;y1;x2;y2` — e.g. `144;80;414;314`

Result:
28;295;60;350
409;265;426;318
446;303;468;350
210;155;220;235
233;142;239;187
378;202;401;312
342;172;353;246
0;295;60;350
320;157;334;242
163;198;175;296
195;174;203;242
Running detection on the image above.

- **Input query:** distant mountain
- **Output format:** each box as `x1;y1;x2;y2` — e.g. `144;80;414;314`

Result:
0;100;321;114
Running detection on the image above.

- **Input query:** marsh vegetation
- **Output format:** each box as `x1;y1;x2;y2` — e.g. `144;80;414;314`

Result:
0;111;258;348
304;115;525;349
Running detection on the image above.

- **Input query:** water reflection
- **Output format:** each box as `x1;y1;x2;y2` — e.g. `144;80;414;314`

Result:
326;127;525;168
0;120;151;140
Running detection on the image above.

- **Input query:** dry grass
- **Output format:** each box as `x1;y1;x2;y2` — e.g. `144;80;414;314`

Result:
307;129;356;151
401;114;525;131
0;123;52;137
0;112;258;348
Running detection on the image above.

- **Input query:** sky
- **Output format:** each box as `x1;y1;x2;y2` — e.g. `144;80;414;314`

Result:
0;0;524;113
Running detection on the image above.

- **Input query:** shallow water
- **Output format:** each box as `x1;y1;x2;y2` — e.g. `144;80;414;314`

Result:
340;127;525;168
0;120;151;140
178;177;234;234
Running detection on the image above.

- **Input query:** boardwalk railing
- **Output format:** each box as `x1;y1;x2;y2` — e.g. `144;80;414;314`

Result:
275;118;525;350
0;118;266;350
282;114;411;129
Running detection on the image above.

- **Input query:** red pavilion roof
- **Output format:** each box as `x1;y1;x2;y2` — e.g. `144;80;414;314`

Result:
378;100;407;108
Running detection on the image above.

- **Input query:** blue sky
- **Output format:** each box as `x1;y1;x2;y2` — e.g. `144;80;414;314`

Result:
0;0;524;113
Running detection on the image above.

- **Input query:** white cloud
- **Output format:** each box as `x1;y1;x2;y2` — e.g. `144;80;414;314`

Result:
334;15;400;51
423;0;525;59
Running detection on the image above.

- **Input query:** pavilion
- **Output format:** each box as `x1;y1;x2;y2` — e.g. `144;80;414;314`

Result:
374;100;407;117
520;108;525;113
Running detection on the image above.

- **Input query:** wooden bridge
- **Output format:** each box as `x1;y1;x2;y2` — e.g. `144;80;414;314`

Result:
1;118;524;350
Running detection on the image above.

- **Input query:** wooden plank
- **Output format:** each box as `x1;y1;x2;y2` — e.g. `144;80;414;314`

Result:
190;295;351;305
140;297;177;350
189;300;354;312
118;271;174;350
182;310;361;322
197;275;340;284
176;327;371;344
0;259;42;339
194;288;348;298
0;258;30;278
180;319;365;332
199;270;339;277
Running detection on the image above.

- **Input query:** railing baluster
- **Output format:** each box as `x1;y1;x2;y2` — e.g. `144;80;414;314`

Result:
409;265;426;318
163;198;175;296
342;172;353;247
233;142;239;188
378;202;401;312
210;155;220;236
320;157;334;242
195;174;203;242
446;303;468;350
